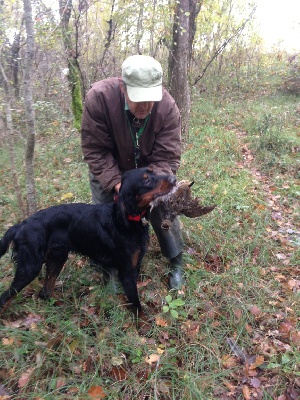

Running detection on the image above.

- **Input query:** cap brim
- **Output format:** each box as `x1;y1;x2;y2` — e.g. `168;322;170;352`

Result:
126;85;162;102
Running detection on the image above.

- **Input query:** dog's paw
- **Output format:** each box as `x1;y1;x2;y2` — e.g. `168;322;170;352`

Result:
38;289;52;300
136;311;153;336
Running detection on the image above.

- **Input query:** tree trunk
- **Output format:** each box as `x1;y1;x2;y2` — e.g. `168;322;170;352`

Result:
168;0;191;139
135;0;144;54
23;0;37;215
11;31;22;99
188;1;202;71
59;0;83;130
0;60;26;219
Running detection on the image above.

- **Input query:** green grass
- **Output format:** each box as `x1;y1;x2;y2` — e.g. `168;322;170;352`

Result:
0;84;299;399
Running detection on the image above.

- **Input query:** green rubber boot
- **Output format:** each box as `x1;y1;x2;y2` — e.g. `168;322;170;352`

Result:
168;252;185;290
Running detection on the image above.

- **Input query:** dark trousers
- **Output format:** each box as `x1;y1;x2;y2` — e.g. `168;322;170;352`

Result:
89;173;183;259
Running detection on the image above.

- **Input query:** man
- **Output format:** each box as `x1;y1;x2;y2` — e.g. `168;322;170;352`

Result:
81;54;184;289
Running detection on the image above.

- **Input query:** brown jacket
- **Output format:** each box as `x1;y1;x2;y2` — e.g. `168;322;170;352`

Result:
81;77;181;192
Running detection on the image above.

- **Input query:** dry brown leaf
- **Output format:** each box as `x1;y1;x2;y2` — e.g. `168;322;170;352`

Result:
145;354;160;365
181;320;201;339
56;377;66;389
242;384;251;400
83;355;94;373
157;380;171;395
249;305;262;316
2;337;14;346
110;366;128;381
224;381;236;391
18;368;34;388
233;308;243;319
279;321;294;334
274;274;287;282
287;279;300;291
290;330;300;345
249;355;265;369
137;278;152;288
155;316;169;327
250;377;261;388
221;354;238;368
87;385;107;399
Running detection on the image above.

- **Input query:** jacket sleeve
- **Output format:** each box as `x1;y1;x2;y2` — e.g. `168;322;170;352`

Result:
147;94;181;175
81;87;122;192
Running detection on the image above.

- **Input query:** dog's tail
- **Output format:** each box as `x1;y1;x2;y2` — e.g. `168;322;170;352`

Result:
0;224;22;258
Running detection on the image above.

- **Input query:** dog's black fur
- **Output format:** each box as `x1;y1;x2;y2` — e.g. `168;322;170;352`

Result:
0;167;176;315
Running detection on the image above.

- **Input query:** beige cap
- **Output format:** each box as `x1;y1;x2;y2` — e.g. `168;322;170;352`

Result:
122;55;163;102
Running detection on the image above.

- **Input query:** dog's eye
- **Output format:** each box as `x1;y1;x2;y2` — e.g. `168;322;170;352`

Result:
143;173;150;184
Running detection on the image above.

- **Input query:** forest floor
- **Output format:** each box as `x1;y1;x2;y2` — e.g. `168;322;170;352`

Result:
0;85;299;399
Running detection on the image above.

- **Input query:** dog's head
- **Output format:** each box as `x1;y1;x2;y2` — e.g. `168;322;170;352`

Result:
118;167;176;217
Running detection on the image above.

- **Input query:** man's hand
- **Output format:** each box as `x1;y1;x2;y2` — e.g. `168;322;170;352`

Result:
114;182;121;193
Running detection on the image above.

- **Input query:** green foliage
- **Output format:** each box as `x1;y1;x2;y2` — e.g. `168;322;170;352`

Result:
162;294;186;319
266;351;300;376
241;97;300;176
34;101;66;136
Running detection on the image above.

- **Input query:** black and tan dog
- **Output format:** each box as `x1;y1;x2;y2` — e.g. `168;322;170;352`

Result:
0;167;176;316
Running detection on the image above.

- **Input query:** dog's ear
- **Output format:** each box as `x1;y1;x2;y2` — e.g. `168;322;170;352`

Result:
116;200;131;227
117;179;140;222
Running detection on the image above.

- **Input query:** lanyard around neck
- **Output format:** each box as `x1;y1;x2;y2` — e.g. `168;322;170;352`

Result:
125;113;149;168
125;113;149;144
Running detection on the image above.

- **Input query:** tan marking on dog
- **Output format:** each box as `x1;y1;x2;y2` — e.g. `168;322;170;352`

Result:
43;274;57;297
137;180;175;208
131;250;141;269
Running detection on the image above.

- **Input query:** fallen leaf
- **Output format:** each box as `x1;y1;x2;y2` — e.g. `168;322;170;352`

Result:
279;321;294;334
61;192;74;201
0;383;11;397
242;384;251;400
157;380;171;395
224;380;236;391
83;355;94;373
87;385;107;399
2;337;14;346
249;355;265;369
249;305;262;316
145;354;160;365
18;368;34;388
56;377;66;389
290;331;300;345
287;279;300;291
181;320;201;339
274;274;287;282
155;316;169;327
137;278;152;288
250;377;261;388
233;308;243;319
275;253;287;260
221;354;238;368
110;366;127;381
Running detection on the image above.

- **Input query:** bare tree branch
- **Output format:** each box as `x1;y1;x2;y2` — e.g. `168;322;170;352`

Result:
193;6;257;86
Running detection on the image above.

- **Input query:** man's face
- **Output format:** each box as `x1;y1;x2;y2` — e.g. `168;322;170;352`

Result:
121;84;155;120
